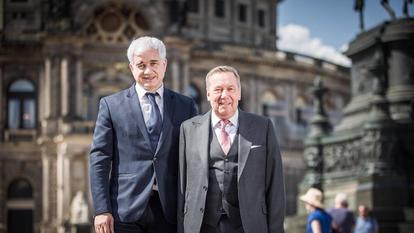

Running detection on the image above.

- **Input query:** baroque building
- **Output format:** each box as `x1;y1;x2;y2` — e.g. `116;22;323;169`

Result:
0;1;349;233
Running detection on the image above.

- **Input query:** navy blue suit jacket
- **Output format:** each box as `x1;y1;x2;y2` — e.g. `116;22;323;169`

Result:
90;84;198;223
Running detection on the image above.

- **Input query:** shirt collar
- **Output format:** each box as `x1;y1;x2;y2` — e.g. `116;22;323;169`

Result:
211;109;239;128
135;83;164;99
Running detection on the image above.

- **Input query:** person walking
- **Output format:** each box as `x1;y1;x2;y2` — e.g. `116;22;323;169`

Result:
300;188;332;233
355;205;379;233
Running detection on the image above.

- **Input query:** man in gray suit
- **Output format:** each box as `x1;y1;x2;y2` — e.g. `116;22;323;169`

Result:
90;36;197;233
178;65;285;233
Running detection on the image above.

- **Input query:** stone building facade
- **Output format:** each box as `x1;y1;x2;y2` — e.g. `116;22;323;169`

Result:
0;1;349;233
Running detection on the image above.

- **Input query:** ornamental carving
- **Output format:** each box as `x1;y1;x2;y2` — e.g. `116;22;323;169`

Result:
322;126;398;177
84;3;150;44
302;146;323;187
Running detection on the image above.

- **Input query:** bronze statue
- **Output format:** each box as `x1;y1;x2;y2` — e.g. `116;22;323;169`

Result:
354;0;365;31
355;0;413;31
381;0;397;20
403;0;413;17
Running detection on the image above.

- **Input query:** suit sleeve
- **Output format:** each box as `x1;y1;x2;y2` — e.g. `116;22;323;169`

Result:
265;118;286;233
89;98;113;216
177;123;187;233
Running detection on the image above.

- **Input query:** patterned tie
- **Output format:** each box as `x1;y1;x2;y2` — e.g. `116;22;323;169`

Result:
218;119;231;155
146;93;162;152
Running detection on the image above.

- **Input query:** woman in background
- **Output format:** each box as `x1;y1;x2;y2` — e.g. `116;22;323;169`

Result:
300;188;332;233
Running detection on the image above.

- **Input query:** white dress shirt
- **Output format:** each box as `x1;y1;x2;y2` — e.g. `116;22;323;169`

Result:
211;110;239;144
135;83;164;126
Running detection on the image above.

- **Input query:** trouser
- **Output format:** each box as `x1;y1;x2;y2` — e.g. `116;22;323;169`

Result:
200;214;245;233
114;191;175;233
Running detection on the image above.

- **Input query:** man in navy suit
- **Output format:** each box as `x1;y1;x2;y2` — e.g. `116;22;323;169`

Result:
90;36;198;233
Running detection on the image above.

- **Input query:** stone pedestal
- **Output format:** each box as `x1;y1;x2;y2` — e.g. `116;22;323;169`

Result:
286;19;414;233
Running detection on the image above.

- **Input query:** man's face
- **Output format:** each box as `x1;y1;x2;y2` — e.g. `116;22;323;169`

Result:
129;48;167;92
358;206;368;217
207;72;241;119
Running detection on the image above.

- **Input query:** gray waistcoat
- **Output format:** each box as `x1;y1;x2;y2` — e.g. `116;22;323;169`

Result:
202;128;242;227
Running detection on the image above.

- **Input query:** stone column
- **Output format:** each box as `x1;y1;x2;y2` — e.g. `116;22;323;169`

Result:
75;59;83;118
38;66;45;122
55;135;93;233
44;58;52;119
60;57;69;118
56;137;71;233
182;60;190;94
249;78;257;114
40;140;58;233
287;83;295;121
164;36;193;93
0;139;3;233
51;57;61;118
0;66;3;141
230;0;235;42
170;60;180;92
42;57;61;136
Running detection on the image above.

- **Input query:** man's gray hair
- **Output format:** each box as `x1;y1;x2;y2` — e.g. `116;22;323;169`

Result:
205;65;241;90
127;36;166;64
334;193;348;206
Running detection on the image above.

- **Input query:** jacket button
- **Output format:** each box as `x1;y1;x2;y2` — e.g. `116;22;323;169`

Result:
153;157;157;162
203;186;208;191
200;208;204;213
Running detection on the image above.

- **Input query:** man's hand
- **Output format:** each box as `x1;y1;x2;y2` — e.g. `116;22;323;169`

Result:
94;213;114;233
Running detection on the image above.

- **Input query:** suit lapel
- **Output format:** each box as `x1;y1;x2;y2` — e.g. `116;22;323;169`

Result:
126;84;152;150
155;89;174;154
195;111;211;178
237;111;252;181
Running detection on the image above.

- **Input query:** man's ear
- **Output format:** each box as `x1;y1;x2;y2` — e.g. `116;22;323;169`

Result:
128;63;133;71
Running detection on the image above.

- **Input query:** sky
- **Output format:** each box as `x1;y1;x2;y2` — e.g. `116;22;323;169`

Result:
277;0;414;66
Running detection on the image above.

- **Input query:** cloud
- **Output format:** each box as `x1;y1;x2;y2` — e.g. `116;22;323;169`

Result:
278;24;351;67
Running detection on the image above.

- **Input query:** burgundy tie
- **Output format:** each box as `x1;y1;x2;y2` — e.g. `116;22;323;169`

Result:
219;120;231;155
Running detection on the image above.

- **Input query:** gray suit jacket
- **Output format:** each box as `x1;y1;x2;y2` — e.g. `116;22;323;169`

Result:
178;110;285;233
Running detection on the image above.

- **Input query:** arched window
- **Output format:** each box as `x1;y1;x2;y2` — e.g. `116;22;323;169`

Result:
187;84;201;113
261;90;284;117
7;178;34;233
7;79;36;129
294;96;307;126
8;179;33;199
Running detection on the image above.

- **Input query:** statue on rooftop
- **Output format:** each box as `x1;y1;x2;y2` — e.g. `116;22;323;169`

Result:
354;0;365;31
355;0;413;31
381;0;397;20
403;0;413;17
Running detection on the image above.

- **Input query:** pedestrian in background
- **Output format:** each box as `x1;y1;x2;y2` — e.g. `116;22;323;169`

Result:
300;188;332;233
355;205;379;233
328;193;355;233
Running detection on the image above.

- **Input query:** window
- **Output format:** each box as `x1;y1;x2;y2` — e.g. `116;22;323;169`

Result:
214;0;225;18
258;9;266;28
238;4;247;23
7;179;34;233
188;0;199;13
7;79;36;129
8;179;33;199
294;96;309;127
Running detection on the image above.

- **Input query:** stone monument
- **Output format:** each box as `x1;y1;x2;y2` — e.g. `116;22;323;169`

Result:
286;3;414;233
